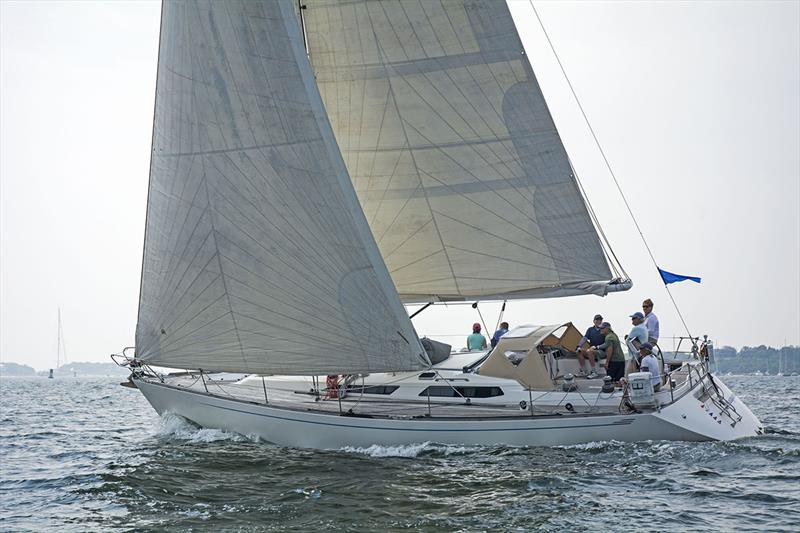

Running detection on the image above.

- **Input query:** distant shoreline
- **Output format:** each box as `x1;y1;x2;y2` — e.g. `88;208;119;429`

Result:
0;361;128;377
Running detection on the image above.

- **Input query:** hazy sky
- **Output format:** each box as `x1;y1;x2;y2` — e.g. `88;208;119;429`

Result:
1;0;798;371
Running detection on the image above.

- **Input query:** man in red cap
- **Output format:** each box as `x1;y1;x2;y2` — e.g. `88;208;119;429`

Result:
467;323;487;351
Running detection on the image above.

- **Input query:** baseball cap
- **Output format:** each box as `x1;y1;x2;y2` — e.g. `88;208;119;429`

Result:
629;311;645;320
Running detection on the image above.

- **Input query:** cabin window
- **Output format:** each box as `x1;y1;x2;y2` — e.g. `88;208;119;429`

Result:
346;385;399;395
418;386;504;398
504;350;528;366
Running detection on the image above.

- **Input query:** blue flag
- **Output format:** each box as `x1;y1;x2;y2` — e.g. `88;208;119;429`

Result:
658;267;701;285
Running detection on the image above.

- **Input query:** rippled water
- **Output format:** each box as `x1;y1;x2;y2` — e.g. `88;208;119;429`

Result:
1;375;798;532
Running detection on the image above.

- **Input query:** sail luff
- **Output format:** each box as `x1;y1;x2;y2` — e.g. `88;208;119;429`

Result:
135;0;429;374
135;0;166;342
279;0;432;368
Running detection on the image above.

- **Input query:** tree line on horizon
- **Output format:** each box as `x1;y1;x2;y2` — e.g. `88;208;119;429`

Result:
0;361;129;377
711;345;799;374
3;345;798;377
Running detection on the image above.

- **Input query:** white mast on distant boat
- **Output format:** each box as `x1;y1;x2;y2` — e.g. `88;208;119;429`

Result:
50;308;68;378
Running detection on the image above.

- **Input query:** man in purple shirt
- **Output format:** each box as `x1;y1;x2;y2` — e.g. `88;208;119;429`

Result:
643;299;659;345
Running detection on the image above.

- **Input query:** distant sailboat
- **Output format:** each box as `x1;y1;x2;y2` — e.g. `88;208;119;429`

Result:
116;0;762;448
51;308;68;378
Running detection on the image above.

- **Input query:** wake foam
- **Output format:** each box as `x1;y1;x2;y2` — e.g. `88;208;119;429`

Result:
339;442;475;458
289;487;322;499
156;412;260;444
555;440;621;451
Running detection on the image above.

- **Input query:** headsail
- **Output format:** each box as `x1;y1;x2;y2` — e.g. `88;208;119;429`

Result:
304;0;628;302
135;0;429;374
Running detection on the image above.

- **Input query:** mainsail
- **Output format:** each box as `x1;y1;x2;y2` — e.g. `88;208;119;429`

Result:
135;0;429;374
304;0;626;302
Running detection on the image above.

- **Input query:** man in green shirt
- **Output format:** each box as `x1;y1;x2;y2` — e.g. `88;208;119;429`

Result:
600;322;625;382
467;323;487;351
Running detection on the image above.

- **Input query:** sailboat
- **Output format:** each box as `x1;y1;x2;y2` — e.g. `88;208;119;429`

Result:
49;308;67;379
116;0;762;448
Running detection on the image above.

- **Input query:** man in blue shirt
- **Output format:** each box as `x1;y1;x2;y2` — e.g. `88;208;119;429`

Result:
576;314;606;378
491;322;509;347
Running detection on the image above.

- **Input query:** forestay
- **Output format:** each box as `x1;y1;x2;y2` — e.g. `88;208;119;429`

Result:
135;0;429;374
304;0;624;302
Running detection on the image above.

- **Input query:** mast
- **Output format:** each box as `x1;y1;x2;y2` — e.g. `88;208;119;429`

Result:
297;0;309;58
56;308;61;369
56;308;67;369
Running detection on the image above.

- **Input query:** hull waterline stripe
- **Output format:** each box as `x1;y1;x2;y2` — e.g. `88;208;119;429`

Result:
195;400;635;432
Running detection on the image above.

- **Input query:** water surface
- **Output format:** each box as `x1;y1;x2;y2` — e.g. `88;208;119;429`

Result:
1;375;798;531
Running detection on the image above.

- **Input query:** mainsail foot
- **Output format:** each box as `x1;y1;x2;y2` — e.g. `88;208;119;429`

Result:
606;279;634;293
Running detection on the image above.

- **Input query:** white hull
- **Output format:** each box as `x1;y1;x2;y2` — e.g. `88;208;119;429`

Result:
134;375;762;449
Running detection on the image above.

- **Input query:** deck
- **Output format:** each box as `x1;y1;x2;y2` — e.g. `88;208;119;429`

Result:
156;373;637;420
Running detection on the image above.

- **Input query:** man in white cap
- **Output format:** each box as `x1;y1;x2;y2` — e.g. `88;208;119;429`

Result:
626;311;649;376
638;343;662;391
